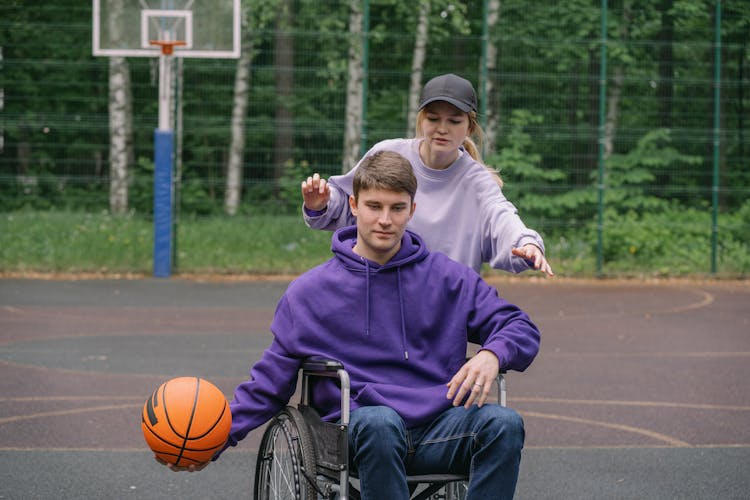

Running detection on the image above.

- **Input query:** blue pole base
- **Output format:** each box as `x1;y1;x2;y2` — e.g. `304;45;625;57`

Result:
153;129;173;278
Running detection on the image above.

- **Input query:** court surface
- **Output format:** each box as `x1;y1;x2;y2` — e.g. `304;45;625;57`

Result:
1;276;748;499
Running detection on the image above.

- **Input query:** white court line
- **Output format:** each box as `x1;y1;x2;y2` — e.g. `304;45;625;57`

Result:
521;411;691;447
514;397;750;412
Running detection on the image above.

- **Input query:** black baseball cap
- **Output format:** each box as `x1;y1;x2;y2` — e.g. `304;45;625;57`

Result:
418;73;478;113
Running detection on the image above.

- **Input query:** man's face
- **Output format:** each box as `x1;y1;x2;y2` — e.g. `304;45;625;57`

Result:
349;187;416;265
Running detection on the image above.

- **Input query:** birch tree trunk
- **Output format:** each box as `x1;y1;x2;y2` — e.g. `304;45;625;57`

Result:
224;12;254;215
273;0;294;184
107;0;133;214
604;3;630;159
108;55;133;214
482;0;500;155
342;0;364;173
406;0;430;138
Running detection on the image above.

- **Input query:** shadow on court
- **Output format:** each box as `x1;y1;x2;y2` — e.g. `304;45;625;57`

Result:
1;276;748;499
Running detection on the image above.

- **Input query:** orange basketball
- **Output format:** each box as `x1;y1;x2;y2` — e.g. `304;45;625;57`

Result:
141;377;232;467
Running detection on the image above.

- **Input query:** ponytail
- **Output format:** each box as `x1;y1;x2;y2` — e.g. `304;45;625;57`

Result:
466;113;503;188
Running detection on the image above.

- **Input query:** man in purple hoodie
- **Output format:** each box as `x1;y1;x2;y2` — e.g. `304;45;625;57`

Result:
172;151;540;499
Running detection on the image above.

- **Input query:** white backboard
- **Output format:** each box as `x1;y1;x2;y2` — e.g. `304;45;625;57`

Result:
92;0;240;58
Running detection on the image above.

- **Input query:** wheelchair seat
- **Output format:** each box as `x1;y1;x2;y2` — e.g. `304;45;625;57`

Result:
254;356;506;500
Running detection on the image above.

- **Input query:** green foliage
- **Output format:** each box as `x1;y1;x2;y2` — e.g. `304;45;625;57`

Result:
603;129;703;213
722;199;750;248
590;202;750;276
489;109;580;224
128;157;155;215
1;1;748;278
0;175;108;212
179;177;222;216
497;124;707;233
493;110;566;183
276;159;312;214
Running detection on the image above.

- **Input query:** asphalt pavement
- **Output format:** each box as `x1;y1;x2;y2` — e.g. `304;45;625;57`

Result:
1;277;748;499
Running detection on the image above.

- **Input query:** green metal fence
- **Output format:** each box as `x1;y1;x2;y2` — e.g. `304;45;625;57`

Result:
1;1;748;276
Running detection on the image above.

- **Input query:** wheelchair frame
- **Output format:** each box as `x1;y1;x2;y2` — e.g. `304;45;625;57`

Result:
254;356;506;500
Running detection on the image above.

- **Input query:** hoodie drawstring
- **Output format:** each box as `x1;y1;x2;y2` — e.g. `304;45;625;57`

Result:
397;268;409;360
364;259;371;336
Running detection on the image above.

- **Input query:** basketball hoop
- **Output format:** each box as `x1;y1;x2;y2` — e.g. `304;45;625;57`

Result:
92;1;240;59
92;0;241;278
149;40;187;56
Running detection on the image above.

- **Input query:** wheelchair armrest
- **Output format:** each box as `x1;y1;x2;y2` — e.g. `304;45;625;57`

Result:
302;356;344;373
300;357;351;425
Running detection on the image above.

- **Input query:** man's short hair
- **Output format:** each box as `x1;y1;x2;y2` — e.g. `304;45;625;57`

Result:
353;151;418;202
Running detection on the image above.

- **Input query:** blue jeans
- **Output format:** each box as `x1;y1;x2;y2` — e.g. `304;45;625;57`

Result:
348;404;524;500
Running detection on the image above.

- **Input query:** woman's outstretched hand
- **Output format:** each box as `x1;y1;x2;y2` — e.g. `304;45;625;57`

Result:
512;244;554;277
301;173;331;212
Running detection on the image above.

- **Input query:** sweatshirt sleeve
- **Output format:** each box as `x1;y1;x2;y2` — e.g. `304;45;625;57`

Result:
466;273;540;372
477;177;546;273
215;297;302;459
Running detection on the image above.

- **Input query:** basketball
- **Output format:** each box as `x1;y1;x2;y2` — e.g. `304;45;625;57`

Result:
141;377;232;467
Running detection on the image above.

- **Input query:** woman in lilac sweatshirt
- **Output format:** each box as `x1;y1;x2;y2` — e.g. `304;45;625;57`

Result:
302;73;553;276
218;152;541;499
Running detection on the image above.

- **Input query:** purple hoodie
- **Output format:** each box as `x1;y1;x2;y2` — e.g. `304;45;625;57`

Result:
221;226;540;454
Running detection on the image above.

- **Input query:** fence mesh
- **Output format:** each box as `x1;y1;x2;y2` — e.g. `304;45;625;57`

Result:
1;1;748;275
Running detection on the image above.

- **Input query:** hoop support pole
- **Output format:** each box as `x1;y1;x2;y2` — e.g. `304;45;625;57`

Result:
153;129;173;278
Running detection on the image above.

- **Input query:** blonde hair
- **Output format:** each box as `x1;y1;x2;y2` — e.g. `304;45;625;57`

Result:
415;108;503;188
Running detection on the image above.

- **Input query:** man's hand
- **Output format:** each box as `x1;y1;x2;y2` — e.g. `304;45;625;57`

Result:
155;456;210;473
512;244;554;277
301;173;331;212
446;350;500;409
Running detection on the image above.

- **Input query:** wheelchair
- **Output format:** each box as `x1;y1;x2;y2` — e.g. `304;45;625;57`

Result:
254;356;506;500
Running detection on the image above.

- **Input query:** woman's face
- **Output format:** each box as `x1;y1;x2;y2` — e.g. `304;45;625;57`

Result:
419;101;471;156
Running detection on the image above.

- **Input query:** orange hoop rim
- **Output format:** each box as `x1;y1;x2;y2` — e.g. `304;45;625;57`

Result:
149;40;187;55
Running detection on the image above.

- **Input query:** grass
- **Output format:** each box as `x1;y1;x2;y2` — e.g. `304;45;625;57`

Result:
175;214;332;274
1;211;152;274
1;210;748;279
0;211;332;275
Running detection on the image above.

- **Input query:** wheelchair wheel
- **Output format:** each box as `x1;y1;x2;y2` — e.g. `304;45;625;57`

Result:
254;407;317;500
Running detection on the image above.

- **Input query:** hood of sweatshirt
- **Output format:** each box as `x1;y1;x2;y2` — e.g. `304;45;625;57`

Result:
331;225;429;271
331;226;429;360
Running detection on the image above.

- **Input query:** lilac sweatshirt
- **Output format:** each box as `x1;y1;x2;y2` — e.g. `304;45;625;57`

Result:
304;138;545;273
220;227;540;455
